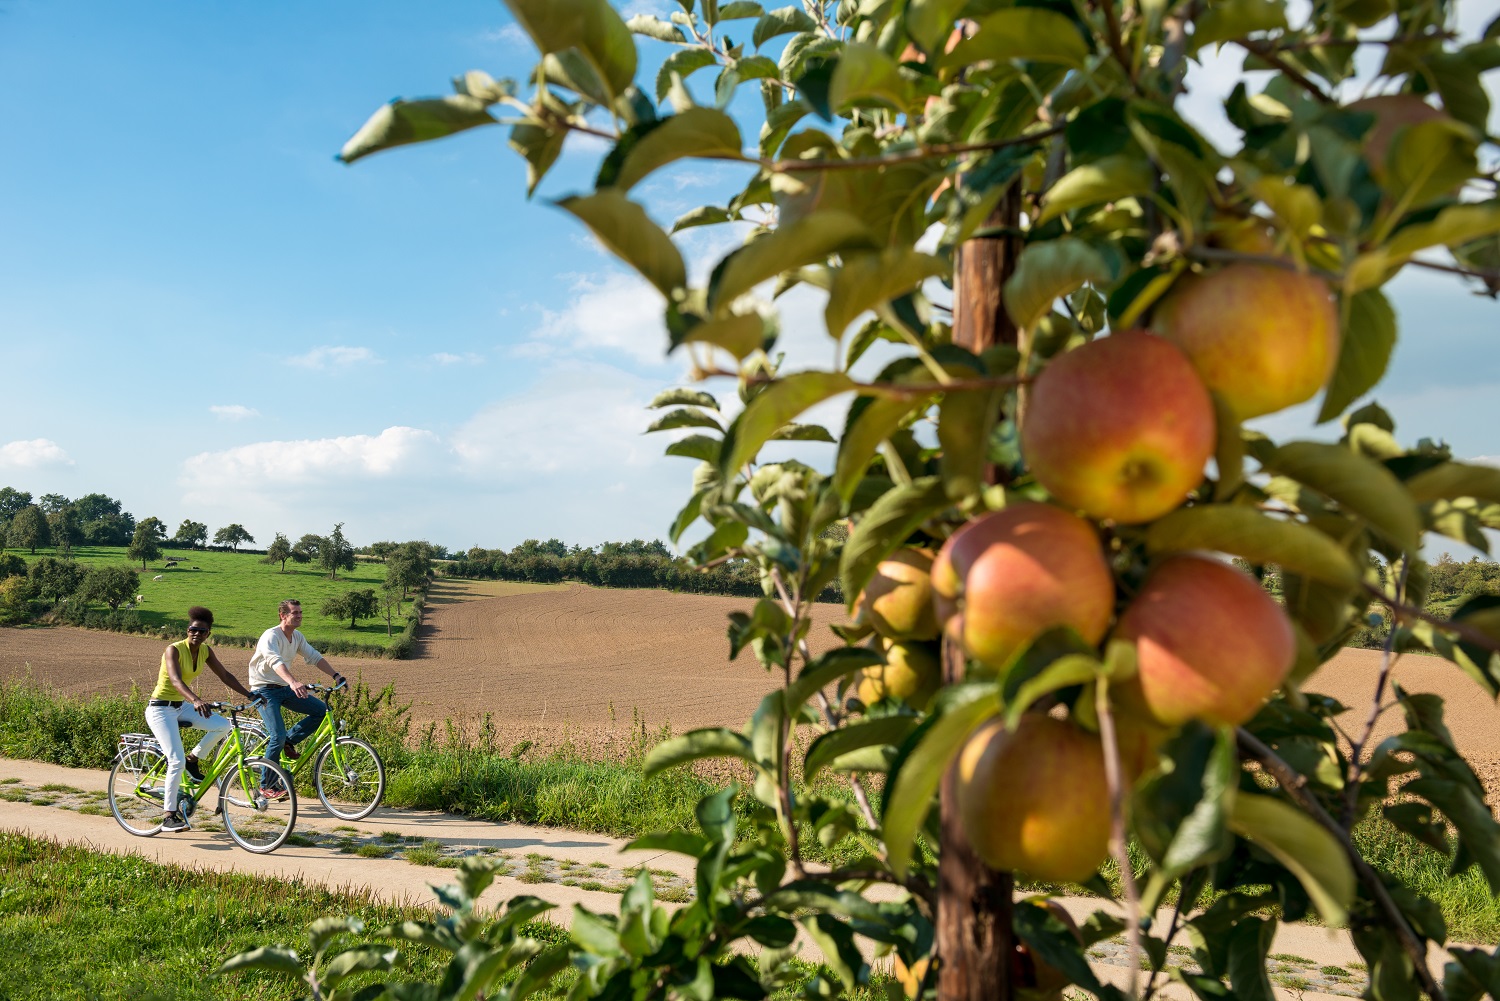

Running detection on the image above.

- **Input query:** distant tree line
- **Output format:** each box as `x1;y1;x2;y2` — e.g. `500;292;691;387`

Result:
447;537;843;603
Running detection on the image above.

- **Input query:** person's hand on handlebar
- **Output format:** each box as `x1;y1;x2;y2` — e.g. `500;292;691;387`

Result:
192;697;211;718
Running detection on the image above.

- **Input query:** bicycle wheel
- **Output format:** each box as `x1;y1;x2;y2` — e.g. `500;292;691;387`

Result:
314;737;385;820
218;756;297;854
108;748;167;836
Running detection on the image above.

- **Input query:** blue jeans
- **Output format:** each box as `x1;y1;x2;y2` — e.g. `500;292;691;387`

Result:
253;685;327;788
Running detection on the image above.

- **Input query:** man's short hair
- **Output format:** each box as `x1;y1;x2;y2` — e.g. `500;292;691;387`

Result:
187;605;214;626
278;599;302;616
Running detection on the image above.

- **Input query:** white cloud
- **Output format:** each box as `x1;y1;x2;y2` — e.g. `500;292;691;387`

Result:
0;438;72;470
287;345;378;370
210;404;260;421
478;23;527;46
520;272;671;366
183;426;441;490
432;352;484;366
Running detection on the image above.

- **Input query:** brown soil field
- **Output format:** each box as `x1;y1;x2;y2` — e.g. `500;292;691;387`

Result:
5;582;1500;783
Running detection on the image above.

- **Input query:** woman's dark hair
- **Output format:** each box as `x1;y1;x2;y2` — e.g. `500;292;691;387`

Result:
187;606;214;626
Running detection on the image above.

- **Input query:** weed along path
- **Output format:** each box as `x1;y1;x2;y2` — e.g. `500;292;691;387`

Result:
0;757;1431;1000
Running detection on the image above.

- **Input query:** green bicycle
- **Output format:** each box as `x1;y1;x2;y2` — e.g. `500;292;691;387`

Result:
246;681;386;821
107;700;298;854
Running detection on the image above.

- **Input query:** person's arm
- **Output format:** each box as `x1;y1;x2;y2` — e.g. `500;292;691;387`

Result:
165;647;211;717
273;660;309;698
313;657;346;688
206;650;254;701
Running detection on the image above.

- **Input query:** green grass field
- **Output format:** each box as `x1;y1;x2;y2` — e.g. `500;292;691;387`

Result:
29;545;406;650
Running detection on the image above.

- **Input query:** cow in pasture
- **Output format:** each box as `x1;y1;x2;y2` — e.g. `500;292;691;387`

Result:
152;574;164;581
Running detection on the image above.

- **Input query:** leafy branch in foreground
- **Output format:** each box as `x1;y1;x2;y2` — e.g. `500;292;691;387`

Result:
312;0;1500;999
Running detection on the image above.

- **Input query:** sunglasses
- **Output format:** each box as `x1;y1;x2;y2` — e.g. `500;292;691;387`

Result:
187;626;211;635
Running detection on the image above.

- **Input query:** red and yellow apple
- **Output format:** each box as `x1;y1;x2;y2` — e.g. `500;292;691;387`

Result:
1021;330;1216;524
931;503;1115;673
856;638;941;710
855;548;939;641
957;713;1111;883
1114;555;1295;726
1152;264;1339;420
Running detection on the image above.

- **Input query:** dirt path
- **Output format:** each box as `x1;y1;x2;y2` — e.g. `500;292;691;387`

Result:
0;756;1450;1000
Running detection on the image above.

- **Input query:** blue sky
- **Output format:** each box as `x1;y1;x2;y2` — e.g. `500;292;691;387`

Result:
0;0;1497;554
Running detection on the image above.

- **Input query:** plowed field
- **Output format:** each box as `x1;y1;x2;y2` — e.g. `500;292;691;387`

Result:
4;582;1500;781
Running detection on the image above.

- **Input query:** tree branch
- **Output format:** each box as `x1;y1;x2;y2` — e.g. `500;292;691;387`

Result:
1344;562;1408;826
765;124;1067;173
1362;582;1500;655
1238;39;1333;104
1096;681;1142;997
1236;729;1446;1001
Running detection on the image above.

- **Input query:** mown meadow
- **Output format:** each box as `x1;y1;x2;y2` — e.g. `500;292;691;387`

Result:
21;545;408;652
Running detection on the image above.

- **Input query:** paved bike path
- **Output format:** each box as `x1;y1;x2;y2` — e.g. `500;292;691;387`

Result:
0;757;1417;999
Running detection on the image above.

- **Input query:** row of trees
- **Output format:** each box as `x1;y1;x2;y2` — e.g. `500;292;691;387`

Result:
0;487;259;559
449;538;839;601
0;556;138;613
321;542;436;633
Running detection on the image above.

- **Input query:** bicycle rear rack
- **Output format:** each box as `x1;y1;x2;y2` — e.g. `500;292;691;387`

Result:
116;732;163;760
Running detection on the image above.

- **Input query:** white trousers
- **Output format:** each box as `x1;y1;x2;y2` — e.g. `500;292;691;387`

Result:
143;702;232;815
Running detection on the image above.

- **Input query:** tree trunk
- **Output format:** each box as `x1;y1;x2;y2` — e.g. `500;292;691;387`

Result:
937;189;1022;1001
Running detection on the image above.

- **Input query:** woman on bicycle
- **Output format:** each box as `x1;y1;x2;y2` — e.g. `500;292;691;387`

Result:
146;606;256;832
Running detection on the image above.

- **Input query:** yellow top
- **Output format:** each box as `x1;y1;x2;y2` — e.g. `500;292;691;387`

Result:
151;639;212;701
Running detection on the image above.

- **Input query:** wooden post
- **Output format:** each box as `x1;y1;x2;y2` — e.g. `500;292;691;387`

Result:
937;190;1021;1001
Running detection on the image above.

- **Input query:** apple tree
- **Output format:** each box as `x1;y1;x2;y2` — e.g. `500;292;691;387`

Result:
229;0;1500;998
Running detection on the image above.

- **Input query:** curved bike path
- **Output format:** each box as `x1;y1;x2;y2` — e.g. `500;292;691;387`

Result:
0;757;1416;1000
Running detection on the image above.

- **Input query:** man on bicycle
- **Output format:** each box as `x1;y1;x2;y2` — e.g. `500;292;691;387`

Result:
248;598;346;799
149;606;256;832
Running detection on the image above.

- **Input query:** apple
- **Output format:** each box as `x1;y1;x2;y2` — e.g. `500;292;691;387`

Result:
856;548;939;641
1152;264;1339;420
1114;555;1295;726
856;639;941;710
1021;330;1216;524
957;713;1111;883
932;503;1115;673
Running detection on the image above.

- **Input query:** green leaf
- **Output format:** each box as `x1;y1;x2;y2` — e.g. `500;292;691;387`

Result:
624;830;711;856
1406;462;1500;504
1387;118;1478;209
611;109;745;191
1145;506;1362;588
1160;728;1239;877
339;96;497;164
556;190;686;297
805;716;919;781
718;371;856;477
834;392;929;505
838;477;950;610
1407;777;1500;893
650;388;720;409
825;250;948;337
769;422;835;442
884;684;1002;876
803;914;866;989
1038;155;1157;224
786;646;885;712
678;312;768;360
1004;654;1101;729
753;6;817;48
1318;288;1396;423
666;434;722;462
708;212;874;312
829;43;913;113
644;727;758;775
938;381;1001;502
509;119;567;196
1228;793;1355;926
1191;0;1287;52
656;49;718;101
216;946;303;977
504;0;637;97
943;8;1091;69
673;205;736;232
1263;441;1420;552
511;945;572;1001
905;0;967;56
322;946;399;988
1003;237;1113;331
1386;202;1500;261
627;13;686;42
647;408;724;433
307;916;364;955
571;907;623;956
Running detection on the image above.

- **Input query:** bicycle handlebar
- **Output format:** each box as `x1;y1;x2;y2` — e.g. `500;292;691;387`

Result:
304;680;348;695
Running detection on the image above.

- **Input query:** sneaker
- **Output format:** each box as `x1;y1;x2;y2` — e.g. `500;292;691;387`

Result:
161;811;191;833
259;786;289;801
282;741;300;761
185;754;204;782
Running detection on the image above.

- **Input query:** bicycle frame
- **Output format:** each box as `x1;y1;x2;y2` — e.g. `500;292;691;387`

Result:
118;705;268;815
247;685;352;781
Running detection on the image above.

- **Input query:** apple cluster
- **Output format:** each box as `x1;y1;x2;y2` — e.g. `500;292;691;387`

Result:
853;262;1339;883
